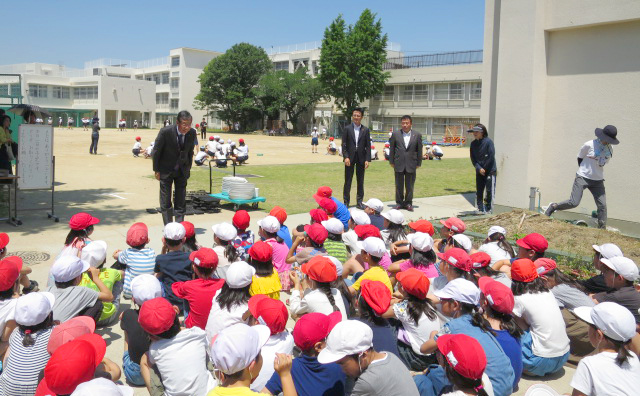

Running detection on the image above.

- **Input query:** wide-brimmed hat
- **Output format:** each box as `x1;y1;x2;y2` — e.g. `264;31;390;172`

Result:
594;125;619;145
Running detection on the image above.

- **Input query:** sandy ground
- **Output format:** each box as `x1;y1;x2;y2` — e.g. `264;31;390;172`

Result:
0;128;573;395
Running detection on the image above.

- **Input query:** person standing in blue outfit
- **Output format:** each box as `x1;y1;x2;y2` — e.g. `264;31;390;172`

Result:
468;124;496;214
417;278;515;396
314;186;350;231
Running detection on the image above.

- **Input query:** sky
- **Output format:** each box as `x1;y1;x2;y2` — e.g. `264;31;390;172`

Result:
3;0;485;68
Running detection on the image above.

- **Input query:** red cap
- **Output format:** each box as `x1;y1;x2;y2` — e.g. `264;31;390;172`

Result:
135;136;141;140
511;258;539;282
478;277;514;314
439;217;466;233
370;145;375;149
408;220;435;236
47;316;96;355
69;212;100;231
396;268;430;299
329;137;334;141
309;209;329;223
437;248;472;272
181;221;195;239
516;233;548;253
126;222;149;247
301;256;338;283
354;224;381;239
248;294;288;335
44;334;106;394
239;138;245;143
437;334;487;380
232;210;251;231
0;256;22;291
432;141;437;145
270;206;288;224
293;311;342;351
209;136;214;141
195;124;199;128
534;258;557;276
470;252;492;269
138;297;176;335
318;198;337;215
360;280;391;315
384;143;390;147
313;186;333;204
249;241;273;262
189;247;219;269
0;233;8;249
304;223;328;245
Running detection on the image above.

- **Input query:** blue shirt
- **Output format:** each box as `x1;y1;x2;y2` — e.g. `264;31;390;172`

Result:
439;314;515;396
494;329;523;389
369;214;385;231
332;198;350;231
356;317;400;359
154;251;192;309
265;354;346;396
277;224;293;249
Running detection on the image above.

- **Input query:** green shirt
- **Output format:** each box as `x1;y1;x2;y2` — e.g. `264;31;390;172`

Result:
79;268;122;321
323;239;349;264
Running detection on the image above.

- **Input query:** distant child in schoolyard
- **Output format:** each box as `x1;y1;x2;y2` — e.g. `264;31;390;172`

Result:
326;137;337;155
114;222;156;300
132;136;142;157
248;241;282;300
154;222;192;312
232;210;255;261
194;146;209;166
144;141;154;158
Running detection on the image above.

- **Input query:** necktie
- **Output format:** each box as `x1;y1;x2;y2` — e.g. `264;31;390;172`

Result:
178;134;184;149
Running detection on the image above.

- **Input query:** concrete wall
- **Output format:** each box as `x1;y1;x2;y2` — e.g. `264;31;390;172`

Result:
483;0;640;223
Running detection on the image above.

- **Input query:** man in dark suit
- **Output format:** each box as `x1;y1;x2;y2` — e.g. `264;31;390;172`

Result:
342;107;371;209
389;115;423;211
152;110;197;224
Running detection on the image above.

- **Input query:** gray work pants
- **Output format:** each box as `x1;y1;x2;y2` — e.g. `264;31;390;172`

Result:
556;175;607;228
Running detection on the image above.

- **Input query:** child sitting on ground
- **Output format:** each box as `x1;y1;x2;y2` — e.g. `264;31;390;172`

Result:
144;141;154;158
79;241;123;326
471;251;512;287
348;237;393;294
0;233;38;294
434;217;466;253
286;223;328;267
258;216;291;291
114;222;156;300
232;210;255;262
180;221;200;253
492;232;548;276
132;136;142;157
341;209;371;257
154;222;192;312
357;280;400;358
248;241;282;300
433;334;493;396
194;146;209;166
270;206;293;248
388;232;439;278
581;243;623;294
321;218;349;265
477;226;514;266
211;222;240;280
289;256;347;319
58;212;100;259
380;210;408;262
0;255;21;361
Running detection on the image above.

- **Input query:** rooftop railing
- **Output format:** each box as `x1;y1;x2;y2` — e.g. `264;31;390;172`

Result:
383;50;483;70
267;41;401;55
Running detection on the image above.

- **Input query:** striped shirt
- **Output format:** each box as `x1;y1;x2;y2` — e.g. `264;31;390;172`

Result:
119;247;156;298
323;239;349;264
0;327;53;395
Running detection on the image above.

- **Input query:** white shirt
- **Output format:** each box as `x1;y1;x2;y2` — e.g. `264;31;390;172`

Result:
353;124;361;148
342;230;360;256
212;246;232;279
132;142;142;150
251;332;295;391
289;288;347;320
402;130;412;147
432;145;443;155
478;241;512;266
393;300;441;355
311;131;319;138
205;289;249;343
206;141;217;153
148;327;217;396
236;145;249;156
145;145;153;155
384;147;390;156
0;299;16;336
513;291;570;358
570;351;640;396
577;139;611;181
195;151;208;162
329;141;336;149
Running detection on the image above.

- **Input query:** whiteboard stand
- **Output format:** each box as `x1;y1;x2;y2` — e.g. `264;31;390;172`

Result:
15;156;58;223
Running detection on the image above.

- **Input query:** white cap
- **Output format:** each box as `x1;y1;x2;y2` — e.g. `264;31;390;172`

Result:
574;302;636;342
600;256;639;281
317;320;373;364
327;256;343;277
381;209;405;225
227;139;232;144
452;234;473;253
51;255;90;283
163;222;186;241
313;126;318;130
225;261;255;288
71;378;134;396
357;237;387;258
407;232;434;252
81;240;107;268
523;384;561;396
349;209;371;226
15;292;55;326
434;278;480;306
210;323;270;375
212;223;238;241
487;225;506;237
322;218;344;235
257;216;280;234
592;243;623;260
364;198;383;213
131;274;163;305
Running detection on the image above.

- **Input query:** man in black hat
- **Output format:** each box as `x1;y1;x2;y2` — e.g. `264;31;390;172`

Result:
545;125;619;228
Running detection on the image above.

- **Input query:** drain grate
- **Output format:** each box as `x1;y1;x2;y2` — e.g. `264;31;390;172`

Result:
12;251;51;266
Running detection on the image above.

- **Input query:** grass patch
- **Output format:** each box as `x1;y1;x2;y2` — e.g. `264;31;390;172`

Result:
187;158;474;214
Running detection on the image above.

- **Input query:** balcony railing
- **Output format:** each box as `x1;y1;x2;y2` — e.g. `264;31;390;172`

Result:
383;50;483;70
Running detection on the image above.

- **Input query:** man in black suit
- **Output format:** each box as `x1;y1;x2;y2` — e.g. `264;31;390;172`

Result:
342;107;371;209
389;115;423;211
152;110;197;224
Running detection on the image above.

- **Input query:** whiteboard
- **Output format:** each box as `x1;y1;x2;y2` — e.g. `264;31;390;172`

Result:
17;124;53;190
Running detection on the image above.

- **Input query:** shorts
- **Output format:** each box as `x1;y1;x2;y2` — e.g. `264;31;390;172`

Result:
329;148;336;152
311;137;318;145
123;351;145;386
520;330;569;376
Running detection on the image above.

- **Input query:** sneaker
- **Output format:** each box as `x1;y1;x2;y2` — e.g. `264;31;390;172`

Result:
22;280;39;294
544;203;557;217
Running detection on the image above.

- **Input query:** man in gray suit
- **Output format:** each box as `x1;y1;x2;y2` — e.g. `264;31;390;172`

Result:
389;115;423;211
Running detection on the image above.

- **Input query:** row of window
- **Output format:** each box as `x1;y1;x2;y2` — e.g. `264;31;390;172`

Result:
371;116;479;136
375;82;481;102
27;84;98;99
272;59;319;74
0;84;22;97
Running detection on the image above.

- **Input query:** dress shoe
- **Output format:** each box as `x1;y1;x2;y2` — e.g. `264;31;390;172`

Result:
356;203;365;210
405;204;414;212
394;204;405;210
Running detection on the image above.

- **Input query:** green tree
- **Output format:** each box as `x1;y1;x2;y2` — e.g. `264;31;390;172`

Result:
195;43;271;131
318;9;389;119
256;68;324;133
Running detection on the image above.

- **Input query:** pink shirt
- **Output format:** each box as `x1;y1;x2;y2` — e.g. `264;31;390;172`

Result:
399;260;439;278
266;238;290;273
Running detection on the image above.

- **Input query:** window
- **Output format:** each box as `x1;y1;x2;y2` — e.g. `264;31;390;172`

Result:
400;85;413;101
273;61;288;71
414;84;429;100
170;99;179;110
73;86;98;99
382;85;395;101
29;84;47;98
434;84;449;100
170;78;179;89
470;82;482;100
449;83;463;100
156;93;169;104
293;59;309;71
145;75;152;81
171;57;180;67
10;85;20;97
52;86;70;99
162;72;169;84
135;75;143;80
0;85;7;96
311;61;318;75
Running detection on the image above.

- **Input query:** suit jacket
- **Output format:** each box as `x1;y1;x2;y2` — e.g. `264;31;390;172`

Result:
389;129;423;173
341;123;372;165
152;125;197;178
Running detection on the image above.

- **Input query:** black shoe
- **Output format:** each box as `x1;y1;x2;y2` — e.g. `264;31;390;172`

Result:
405;204;414;212
544;203;557;217
394;204;405;210
356;203;365;210
23;280;39;294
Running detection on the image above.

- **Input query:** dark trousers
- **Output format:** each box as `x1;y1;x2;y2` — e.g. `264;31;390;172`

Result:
132;148;140;157
200;130;206;139
475;171;496;212
78;300;104;324
556;175;607;228
394;171;416;206
159;171;188;224
90;135;99;154
343;161;365;206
